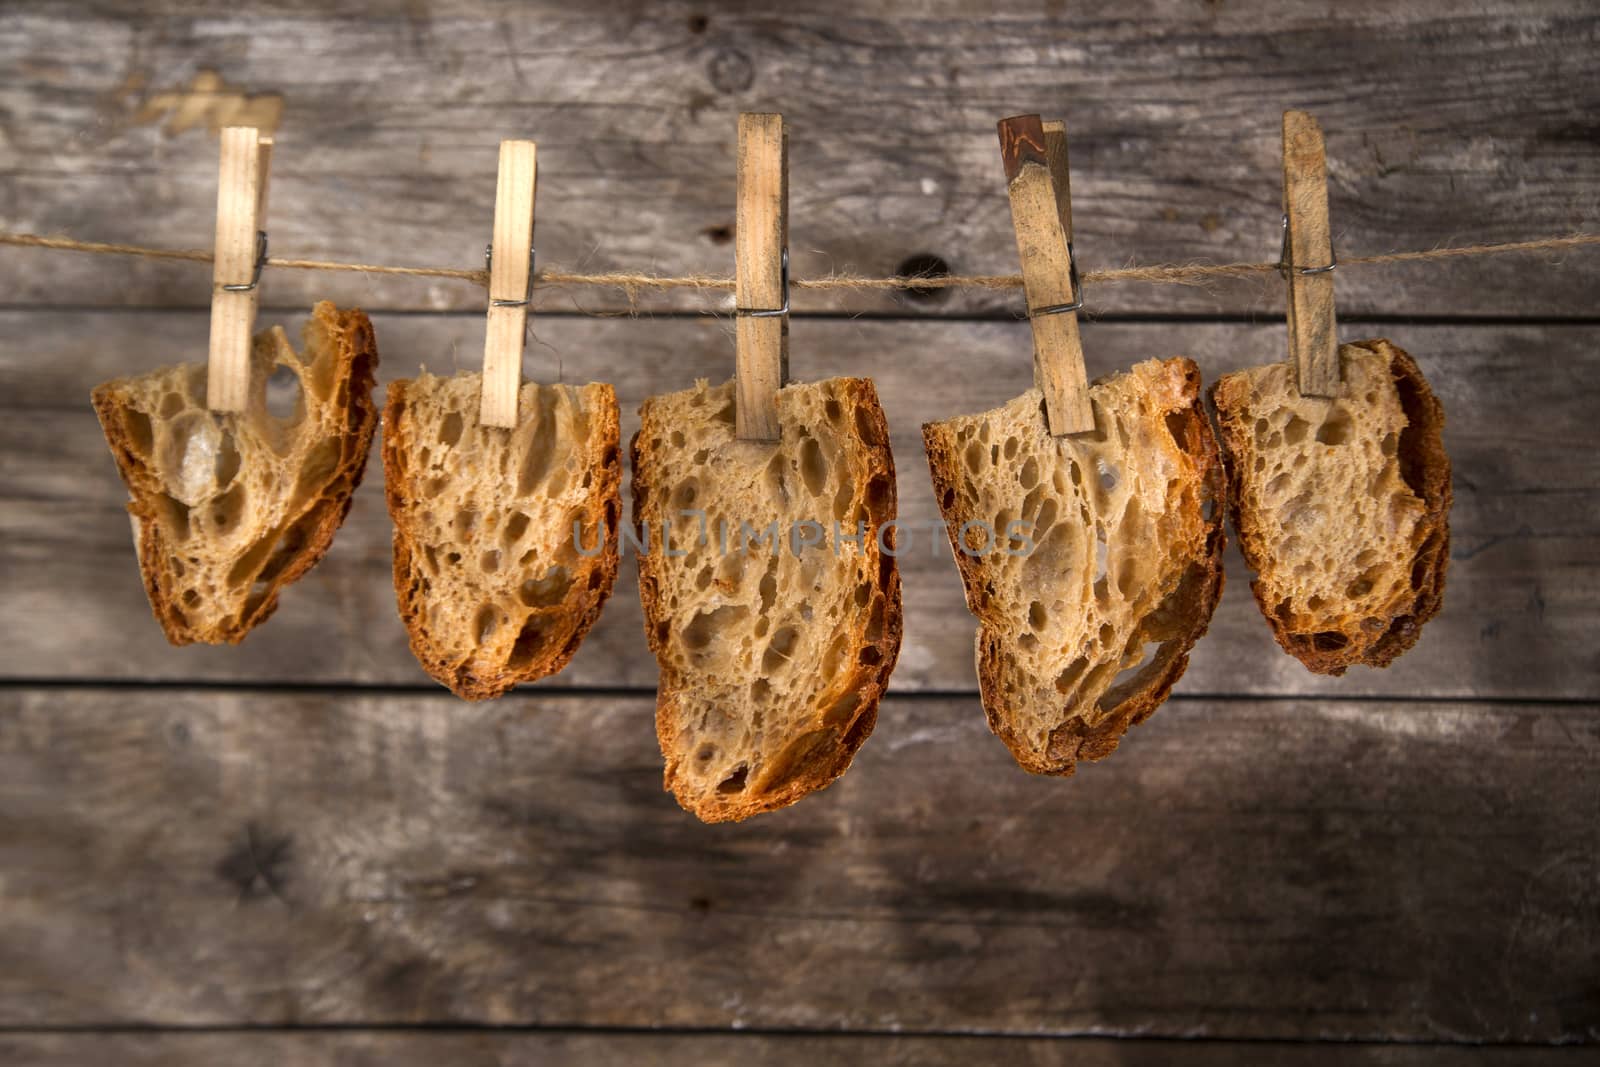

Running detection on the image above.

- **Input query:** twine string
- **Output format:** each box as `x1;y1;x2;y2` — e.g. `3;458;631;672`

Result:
1;231;1596;296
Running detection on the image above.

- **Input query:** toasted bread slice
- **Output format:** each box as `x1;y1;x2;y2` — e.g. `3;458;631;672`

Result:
90;302;378;645
1210;340;1450;674
923;357;1225;775
632;377;901;823
381;372;622;700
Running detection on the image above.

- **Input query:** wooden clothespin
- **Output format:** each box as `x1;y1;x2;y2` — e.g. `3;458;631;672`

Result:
998;114;1093;436
207;127;272;413
1281;109;1341;397
734;112;789;442
480;139;538;429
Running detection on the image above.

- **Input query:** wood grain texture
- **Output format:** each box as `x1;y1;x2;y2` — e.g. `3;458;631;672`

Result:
2;4;1596;1055
0;2;1595;318
205;127;267;412
1282;111;1341;397
1042;120;1074;254
734;112;787;440
1;310;1594;699
0;1033;1585;1066
1041;117;1092;435
999;115;1092;434
0;688;1595;1040
480;139;537;428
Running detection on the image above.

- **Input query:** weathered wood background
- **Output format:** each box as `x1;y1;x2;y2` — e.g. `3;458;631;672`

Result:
1;1;1596;1063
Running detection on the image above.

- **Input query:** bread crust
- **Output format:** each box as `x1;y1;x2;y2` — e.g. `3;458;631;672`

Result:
1210;339;1451;674
90;302;379;645
381;379;622;701
632;377;902;823
923;358;1226;776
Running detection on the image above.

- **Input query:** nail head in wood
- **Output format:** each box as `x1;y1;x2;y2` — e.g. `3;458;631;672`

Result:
997;115;1094;436
734;112;788;442
1282;109;1341;398
207;127;270;413
481;139;537;430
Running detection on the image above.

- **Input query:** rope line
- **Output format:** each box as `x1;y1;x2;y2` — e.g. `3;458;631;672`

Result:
2;230;1596;297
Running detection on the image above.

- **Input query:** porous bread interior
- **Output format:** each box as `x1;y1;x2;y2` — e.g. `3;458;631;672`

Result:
386;371;619;697
927;358;1217;768
93;307;367;641
1213;343;1432;658
635;377;896;816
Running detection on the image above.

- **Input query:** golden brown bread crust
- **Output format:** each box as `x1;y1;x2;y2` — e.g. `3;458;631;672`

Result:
632;377;902;823
90;303;379;645
381;380;622;701
923;358;1226;776
1210;339;1451;674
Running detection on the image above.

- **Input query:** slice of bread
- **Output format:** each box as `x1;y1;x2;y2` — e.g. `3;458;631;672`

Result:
1210;340;1450;674
90;301;378;645
923;357;1225;776
632;377;901;823
382;372;622;700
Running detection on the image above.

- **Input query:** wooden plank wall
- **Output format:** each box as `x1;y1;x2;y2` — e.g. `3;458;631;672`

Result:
0;1;1596;1063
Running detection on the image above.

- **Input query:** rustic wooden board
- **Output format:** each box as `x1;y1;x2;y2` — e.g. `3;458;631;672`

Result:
2;3;1595;1057
0;688;1595;1040
1;311;1594;698
1;1;1597;318
0;1032;1587;1066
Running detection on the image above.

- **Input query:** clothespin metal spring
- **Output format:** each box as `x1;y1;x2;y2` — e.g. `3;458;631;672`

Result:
1027;240;1083;317
484;242;536;307
220;230;269;293
735;247;789;318
1277;214;1336;277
